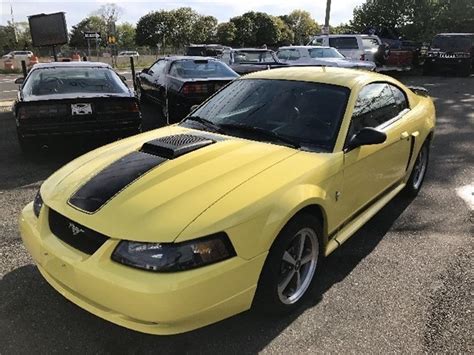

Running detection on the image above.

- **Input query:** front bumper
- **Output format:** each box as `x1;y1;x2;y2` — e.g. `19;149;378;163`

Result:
20;203;267;335
424;57;470;71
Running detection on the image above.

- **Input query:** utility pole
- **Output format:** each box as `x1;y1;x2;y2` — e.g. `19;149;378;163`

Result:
10;4;17;43
324;0;332;34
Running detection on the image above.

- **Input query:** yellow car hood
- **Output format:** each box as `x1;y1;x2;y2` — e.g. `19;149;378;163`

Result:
41;126;298;242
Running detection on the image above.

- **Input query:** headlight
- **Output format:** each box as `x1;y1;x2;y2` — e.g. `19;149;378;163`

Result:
33;190;43;218
111;233;236;272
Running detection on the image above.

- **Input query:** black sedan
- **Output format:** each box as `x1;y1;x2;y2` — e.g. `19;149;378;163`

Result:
14;62;141;153
220;48;289;74
136;56;239;123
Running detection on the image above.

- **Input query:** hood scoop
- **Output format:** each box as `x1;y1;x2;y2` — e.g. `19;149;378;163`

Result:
140;134;215;159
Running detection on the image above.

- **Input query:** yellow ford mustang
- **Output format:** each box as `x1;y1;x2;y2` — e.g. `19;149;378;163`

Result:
20;67;435;335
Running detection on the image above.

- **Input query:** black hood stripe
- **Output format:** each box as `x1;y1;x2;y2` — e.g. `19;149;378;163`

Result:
68;133;221;213
69;151;166;213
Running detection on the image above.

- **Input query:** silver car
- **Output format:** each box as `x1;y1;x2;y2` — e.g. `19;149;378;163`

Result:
277;46;376;71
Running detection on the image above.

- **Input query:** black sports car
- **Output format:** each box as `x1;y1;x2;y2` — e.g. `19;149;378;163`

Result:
136;56;239;123
14;62;141;153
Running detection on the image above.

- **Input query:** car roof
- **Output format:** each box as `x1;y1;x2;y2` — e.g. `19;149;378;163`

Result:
435;33;474;36
233;48;272;52
164;56;221;61
278;46;332;50
31;61;112;69
242;66;395;90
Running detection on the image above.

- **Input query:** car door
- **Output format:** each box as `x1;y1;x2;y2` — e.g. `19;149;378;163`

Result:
329;36;362;61
339;82;412;220
140;59;167;101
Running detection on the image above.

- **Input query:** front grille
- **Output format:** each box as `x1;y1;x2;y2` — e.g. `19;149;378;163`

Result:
48;209;109;255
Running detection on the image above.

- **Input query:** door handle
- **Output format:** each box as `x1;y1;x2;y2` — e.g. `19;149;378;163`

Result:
400;131;410;140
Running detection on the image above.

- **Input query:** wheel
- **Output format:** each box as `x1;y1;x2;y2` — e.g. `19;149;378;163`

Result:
404;141;429;196
253;213;323;315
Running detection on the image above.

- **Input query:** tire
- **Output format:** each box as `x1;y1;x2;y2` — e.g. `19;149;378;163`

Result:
404;141;430;197
253;213;323;315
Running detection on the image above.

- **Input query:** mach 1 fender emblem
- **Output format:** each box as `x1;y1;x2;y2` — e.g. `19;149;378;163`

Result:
68;222;85;236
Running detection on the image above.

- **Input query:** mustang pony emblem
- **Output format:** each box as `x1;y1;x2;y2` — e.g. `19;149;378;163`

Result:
68;222;85;236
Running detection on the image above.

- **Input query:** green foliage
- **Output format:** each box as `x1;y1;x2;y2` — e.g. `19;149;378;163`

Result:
216;22;237;45
117;23;136;49
350;0;474;41
69;16;107;48
0;22;32;52
281;10;320;45
135;8;218;48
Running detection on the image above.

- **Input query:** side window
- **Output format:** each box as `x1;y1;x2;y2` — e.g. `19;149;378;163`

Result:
389;84;409;112
349;83;399;137
329;37;359;50
148;60;167;75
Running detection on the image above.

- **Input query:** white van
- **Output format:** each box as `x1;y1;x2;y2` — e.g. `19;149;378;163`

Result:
308;35;386;64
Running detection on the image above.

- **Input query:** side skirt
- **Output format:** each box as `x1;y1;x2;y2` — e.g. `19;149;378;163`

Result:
324;182;406;257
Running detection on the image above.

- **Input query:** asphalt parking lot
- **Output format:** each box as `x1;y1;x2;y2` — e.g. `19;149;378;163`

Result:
0;74;472;353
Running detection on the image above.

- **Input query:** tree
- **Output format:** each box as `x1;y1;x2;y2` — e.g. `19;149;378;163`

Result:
135;10;174;47
117;22;136;49
192;15;218;43
230;12;283;47
282;10;320;45
0;25;16;53
274;17;294;45
230;13;257;46
216;22;236;45
93;3;123;24
330;23;353;34
69;16;107;48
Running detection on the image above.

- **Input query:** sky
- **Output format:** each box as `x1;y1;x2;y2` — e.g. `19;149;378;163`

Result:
0;0;365;28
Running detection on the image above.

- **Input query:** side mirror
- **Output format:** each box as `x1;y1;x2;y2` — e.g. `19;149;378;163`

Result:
15;77;24;84
345;127;386;152
141;68;148;74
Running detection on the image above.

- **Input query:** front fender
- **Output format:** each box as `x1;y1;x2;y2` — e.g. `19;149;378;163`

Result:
177;152;342;260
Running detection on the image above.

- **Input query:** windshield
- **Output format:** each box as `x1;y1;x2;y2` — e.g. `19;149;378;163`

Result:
234;51;276;64
22;67;129;97
182;79;350;151
431;35;472;51
169;60;238;78
308;47;345;58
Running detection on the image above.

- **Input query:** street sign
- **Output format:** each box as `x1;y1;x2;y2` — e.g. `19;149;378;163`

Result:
84;31;101;39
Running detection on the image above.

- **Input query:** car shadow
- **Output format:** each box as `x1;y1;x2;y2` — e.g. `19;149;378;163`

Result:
0;194;414;353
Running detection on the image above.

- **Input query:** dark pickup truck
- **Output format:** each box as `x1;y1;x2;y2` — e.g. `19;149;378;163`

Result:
424;33;474;76
219;48;289;75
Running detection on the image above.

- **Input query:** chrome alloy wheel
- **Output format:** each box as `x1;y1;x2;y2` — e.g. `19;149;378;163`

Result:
277;227;318;305
412;145;428;190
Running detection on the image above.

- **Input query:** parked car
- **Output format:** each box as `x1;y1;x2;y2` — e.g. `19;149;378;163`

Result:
13;62;141;153
220;48;289;74
423;33;474;76
136;56;239;123
308;34;387;64
277;46;376;70
20;66;435;335
185;44;229;57
118;51;140;58
2;50;34;60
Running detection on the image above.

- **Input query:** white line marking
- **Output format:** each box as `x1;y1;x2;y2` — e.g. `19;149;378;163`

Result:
1;90;17;93
456;184;474;210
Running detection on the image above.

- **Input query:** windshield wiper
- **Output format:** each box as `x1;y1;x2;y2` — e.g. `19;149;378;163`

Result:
219;123;300;149
185;116;222;132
